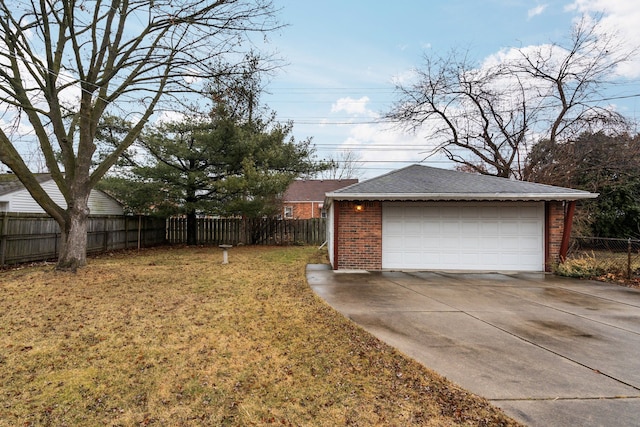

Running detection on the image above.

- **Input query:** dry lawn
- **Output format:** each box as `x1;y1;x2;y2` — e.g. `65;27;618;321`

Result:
0;246;519;426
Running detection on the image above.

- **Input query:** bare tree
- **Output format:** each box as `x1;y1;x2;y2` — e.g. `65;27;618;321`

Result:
517;15;632;144
0;0;280;271
386;15;634;179
387;51;532;178
317;150;364;180
518;14;634;178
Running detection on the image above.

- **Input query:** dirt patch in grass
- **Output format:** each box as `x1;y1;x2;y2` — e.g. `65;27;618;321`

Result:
0;246;520;426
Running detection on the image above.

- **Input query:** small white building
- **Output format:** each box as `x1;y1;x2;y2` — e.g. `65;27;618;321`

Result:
0;174;124;215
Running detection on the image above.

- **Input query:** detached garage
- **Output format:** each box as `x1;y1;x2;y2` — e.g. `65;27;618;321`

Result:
325;165;597;272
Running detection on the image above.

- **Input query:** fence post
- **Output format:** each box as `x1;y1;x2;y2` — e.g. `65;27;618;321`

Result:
138;215;142;250
628;238;632;280
0;213;8;267
103;217;109;252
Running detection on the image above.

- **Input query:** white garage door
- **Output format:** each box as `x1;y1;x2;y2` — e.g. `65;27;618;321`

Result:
382;202;544;271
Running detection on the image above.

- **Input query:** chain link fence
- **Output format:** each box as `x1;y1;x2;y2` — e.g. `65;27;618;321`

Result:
567;237;640;279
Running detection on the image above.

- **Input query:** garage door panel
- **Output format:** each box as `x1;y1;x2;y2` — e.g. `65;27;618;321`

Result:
385;221;403;234
459;253;480;265
405;253;425;265
441;237;460;249
405;222;422;234
423;222;441;234
424;236;441;247
520;253;542;264
520;220;540;232
518;206;541;217
400;206;417;214
384;233;403;248
442;221;460;234
385;252;403;265
383;202;544;271
480;206;499;218
480;253;500;265
405;235;422;249
520;238;542;250
500;222;520;234
500;253;521;264
481;221;499;234
501;236;522;250
462;221;479;233
461;237;481;250
439;206;459;218
441;252;461;265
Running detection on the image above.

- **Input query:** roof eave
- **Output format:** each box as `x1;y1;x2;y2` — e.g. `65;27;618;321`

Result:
325;192;599;203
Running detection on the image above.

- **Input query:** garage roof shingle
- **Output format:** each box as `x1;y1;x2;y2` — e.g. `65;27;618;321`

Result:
326;165;597;201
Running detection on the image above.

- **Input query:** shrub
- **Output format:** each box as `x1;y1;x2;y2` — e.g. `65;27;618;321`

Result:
555;254;606;278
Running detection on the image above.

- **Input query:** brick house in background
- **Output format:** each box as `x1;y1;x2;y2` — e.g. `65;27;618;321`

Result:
281;179;358;219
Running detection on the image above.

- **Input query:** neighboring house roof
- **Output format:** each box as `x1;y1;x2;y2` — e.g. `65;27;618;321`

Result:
0;173;51;197
0;173;124;215
283;179;358;203
325;164;598;202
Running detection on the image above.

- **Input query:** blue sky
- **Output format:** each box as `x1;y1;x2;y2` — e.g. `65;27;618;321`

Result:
263;1;640;178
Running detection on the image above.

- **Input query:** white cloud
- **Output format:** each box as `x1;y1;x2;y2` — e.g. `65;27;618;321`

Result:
527;4;547;19
154;110;187;124
330;96;371;115
390;68;419;87
567;0;640;78
327;120;453;179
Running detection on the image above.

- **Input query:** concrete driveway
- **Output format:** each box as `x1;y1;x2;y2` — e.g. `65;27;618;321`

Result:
306;265;640;427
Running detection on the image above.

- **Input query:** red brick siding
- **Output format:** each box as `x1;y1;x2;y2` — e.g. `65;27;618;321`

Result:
284;202;323;219
546;201;565;271
336;201;382;270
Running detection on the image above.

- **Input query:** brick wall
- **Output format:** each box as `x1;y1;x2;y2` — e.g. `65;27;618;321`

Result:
284;202;323;219
546;201;565;271
335;201;382;270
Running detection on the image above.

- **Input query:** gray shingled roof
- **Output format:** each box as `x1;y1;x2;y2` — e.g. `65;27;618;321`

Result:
0;174;51;197
326;165;597;201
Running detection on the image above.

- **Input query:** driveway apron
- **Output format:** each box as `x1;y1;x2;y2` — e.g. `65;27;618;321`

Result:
306;265;640;427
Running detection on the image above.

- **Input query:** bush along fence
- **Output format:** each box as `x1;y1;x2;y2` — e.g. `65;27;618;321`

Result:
166;217;327;246
0;213;166;267
567;236;640;279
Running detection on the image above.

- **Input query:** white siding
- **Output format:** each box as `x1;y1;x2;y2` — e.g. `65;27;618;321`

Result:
87;190;124;215
0;179;123;215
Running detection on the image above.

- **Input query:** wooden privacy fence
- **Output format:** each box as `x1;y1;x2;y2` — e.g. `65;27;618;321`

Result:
0;213;166;267
166;217;327;246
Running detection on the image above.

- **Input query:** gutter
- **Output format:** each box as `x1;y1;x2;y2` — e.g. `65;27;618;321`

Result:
324;192;599;204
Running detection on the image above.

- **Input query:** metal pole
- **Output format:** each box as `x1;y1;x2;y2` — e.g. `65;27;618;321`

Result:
628;238;632;280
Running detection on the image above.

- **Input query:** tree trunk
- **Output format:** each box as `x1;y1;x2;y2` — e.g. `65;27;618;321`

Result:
186;210;198;246
56;201;90;272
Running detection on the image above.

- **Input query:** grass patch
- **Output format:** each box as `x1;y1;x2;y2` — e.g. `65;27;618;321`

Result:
0;246;519;426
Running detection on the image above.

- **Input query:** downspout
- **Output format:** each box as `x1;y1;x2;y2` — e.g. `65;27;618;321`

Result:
333;201;340;270
544;203;550;272
559;201;576;262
